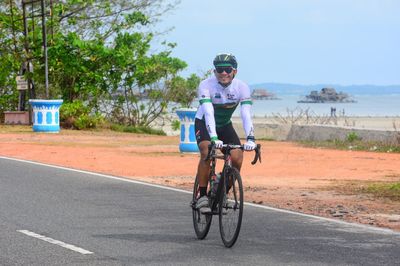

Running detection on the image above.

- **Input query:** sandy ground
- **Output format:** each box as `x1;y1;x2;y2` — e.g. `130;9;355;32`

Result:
1;126;399;231
156;115;400;136
235;116;400;130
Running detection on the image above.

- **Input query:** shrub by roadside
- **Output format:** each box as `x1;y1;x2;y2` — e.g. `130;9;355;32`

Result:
327;179;400;202
60;101;103;130
300;139;400;153
59;100;167;135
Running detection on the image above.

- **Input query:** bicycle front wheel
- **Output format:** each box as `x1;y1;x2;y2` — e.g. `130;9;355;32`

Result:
219;167;243;248
192;176;212;239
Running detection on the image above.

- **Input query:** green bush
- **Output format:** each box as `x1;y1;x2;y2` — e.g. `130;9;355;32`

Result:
60;100;103;129
346;132;361;142
171;119;180;131
74;113;103;130
364;182;400;201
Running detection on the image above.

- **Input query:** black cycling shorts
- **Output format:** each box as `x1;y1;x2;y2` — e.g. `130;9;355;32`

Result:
195;118;241;145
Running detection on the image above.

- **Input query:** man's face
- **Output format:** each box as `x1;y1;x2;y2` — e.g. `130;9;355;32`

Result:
214;66;237;85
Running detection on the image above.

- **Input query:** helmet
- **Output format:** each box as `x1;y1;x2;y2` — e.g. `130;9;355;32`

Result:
213;53;238;69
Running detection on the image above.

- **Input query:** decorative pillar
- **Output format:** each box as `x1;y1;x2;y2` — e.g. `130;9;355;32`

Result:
176;108;199;153
28;99;63;132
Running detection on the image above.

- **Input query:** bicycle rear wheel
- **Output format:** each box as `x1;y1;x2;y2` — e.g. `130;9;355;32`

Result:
219;167;243;248
192;176;212;239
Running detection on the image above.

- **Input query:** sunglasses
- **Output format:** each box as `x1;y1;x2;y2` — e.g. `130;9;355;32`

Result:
215;67;234;74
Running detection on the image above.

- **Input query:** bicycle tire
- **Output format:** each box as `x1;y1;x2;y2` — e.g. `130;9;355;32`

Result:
219;167;243;248
192;176;212;239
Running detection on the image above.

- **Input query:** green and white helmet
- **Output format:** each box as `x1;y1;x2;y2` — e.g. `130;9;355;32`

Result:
213;53;238;69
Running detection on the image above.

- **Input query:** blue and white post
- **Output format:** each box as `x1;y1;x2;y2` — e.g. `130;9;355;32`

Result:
176;108;199;153
29;99;63;133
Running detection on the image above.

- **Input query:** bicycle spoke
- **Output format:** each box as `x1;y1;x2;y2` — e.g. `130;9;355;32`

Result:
194;143;260;247
192;177;212;239
219;167;243;248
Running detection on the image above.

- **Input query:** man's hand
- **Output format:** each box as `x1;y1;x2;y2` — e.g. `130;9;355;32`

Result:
244;140;256;151
211;137;223;149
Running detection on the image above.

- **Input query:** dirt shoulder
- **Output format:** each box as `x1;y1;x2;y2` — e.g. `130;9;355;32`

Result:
1;126;399;231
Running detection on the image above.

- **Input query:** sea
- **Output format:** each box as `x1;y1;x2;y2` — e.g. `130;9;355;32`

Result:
233;94;400;117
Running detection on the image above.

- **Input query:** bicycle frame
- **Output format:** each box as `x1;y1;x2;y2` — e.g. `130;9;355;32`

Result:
191;142;261;247
207;144;259;214
208;147;230;214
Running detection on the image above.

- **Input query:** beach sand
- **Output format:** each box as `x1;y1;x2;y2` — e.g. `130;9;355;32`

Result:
156;115;400;137
236;116;400;131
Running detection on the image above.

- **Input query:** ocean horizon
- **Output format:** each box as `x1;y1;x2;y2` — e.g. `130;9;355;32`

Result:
233;94;400;117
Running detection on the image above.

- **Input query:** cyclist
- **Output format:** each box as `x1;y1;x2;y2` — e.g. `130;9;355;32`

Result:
194;53;256;213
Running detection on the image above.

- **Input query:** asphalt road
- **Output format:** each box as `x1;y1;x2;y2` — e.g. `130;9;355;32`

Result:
1;156;399;266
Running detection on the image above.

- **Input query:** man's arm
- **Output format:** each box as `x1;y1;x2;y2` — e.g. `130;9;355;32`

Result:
198;82;218;140
200;100;218;141
240;101;255;140
239;82;255;140
239;82;256;150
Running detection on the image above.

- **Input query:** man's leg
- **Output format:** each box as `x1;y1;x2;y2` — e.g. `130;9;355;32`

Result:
230;149;243;171
195;140;212;213
194;118;212;212
217;123;243;193
197;140;211;190
218;123;243;172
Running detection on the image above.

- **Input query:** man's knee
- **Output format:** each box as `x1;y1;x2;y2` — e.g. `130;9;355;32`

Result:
231;150;243;168
198;141;211;161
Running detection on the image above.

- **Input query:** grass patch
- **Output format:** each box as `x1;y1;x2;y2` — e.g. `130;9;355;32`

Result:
299;139;400;153
0;125;33;133
110;124;166;136
362;182;400;201
327;180;400;201
257;137;276;141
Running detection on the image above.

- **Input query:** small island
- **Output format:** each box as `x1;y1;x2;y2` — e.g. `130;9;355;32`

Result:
251;88;279;100
298;88;356;103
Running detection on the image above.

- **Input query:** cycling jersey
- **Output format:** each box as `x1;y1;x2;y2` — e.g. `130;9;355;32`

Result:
195;76;254;140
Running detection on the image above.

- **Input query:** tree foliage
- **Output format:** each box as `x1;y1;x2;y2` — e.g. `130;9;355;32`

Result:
52;0;177;41
0;0;200;128
168;74;201;108
0;1;24;116
98;32;188;126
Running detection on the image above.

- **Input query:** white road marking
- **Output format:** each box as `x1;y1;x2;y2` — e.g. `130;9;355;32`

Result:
17;230;93;255
2;156;399;236
0;156;188;194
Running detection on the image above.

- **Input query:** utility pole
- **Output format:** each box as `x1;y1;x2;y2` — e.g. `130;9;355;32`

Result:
41;0;49;99
22;0;49;99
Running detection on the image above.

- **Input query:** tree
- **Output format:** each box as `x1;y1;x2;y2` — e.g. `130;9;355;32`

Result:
0;1;23;117
168;74;201;108
0;52;19;120
50;0;178;41
0;0;198;129
101;33;188;127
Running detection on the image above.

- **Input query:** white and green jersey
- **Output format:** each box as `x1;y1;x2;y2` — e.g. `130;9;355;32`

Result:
195;76;254;140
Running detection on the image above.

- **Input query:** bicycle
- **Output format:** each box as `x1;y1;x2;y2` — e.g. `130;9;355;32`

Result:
191;142;261;247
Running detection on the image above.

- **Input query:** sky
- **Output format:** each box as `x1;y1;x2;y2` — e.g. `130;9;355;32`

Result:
154;0;400;86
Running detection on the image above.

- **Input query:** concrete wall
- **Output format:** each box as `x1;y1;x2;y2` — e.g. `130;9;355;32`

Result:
4;111;30;125
233;122;291;141
233;122;400;144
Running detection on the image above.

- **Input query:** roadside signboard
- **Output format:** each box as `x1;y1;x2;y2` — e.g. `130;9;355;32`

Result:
16;76;28;91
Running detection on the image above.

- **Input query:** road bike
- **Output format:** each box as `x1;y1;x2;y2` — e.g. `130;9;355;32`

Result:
191;143;261;247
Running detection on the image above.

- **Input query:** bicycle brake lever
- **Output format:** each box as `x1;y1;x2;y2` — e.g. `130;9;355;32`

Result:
251;144;261;165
